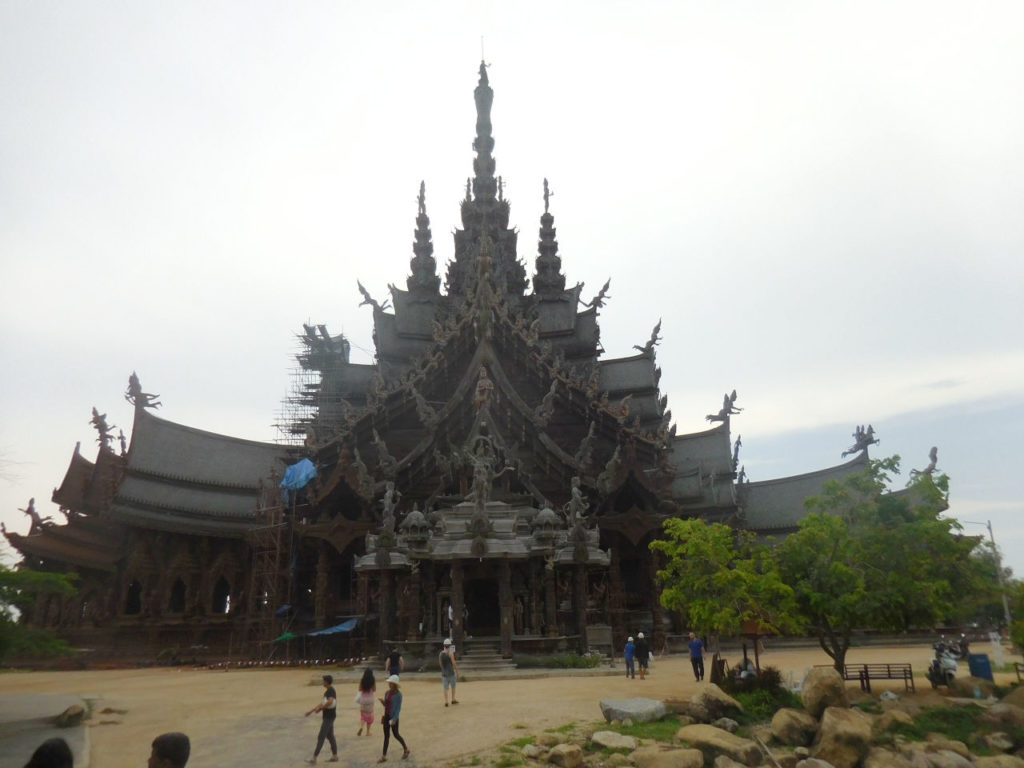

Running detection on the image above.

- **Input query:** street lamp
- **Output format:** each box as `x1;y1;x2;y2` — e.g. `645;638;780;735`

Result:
964;519;1012;628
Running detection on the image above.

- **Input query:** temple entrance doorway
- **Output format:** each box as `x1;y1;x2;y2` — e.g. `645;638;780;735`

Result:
464;578;499;637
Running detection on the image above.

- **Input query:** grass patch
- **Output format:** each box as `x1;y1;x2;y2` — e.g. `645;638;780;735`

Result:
853;699;882;715
549;722;578;734
507;736;534;748
492;755;525;768
612;718;681;741
732;687;803;724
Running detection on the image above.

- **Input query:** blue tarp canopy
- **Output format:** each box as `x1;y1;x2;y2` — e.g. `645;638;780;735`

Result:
306;618;359;637
280;458;317;502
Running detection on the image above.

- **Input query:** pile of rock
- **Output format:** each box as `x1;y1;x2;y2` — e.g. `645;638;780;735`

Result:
507;668;1024;768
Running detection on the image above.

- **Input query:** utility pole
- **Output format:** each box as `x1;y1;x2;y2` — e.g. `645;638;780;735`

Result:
967;519;1013;628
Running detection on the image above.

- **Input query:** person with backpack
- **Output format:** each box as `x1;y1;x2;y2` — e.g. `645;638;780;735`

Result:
635;632;650;680
439;637;460;706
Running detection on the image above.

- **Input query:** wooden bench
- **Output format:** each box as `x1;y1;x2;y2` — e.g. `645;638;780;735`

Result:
816;663;915;693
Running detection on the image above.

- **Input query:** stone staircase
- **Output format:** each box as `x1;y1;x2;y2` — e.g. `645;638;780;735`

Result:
457;638;518;674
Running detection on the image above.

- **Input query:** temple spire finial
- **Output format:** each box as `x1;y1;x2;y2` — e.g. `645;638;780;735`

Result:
533;178;565;298
408;181;439;295
472;60;497;203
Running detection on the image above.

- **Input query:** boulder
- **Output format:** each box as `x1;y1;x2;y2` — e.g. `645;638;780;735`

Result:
896;748;933;768
1001;685;1024;708
978;732;1016;753
591;731;639;751
712;718;739;733
677;715;696;727
973;757;1024;768
606;754;633;767
801;668;849;719
601;697;668;724
691;684;744;721
982;703;1024;730
522;744;548;760
948;675;998;698
547;743;583;768
537;733;561;747
795;760;837;768
632;745;704;768
713;757;748;767
676;724;761;766
772;708;819;747
923;750;972;768
871;709;914;739
812;706;871;768
923;734;970;758
56;704;86;728
864;746;916;768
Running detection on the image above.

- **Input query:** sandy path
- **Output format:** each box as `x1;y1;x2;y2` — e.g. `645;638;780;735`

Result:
0;640;1013;767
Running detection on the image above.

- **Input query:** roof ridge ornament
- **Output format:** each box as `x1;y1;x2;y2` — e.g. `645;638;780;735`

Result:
706;390;742;424
841;424;878;458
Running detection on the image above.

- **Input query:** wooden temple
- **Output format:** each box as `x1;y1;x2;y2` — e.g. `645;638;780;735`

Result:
4;63;874;661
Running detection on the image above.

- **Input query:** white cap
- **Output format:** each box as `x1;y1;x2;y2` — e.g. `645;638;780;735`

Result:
443;638;452;646
627;636;634;642
386;674;400;685
638;632;644;638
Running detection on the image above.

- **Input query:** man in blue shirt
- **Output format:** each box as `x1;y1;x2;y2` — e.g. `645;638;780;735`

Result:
688;632;705;682
623;636;636;679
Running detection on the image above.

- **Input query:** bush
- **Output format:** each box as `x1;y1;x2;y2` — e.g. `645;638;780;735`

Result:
1010;621;1024;654
720;664;783;695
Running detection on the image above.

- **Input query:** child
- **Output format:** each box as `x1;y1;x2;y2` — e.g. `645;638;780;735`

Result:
355;667;376;736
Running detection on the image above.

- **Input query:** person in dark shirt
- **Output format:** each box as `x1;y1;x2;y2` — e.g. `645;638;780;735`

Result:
386;646;404;677
635;632;650;680
688;632;706;681
304;674;339;763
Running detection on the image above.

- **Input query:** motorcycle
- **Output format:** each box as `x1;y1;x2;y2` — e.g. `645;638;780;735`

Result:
926;638;960;688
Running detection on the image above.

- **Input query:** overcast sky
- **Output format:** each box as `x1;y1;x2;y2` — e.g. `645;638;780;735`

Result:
3;2;1023;580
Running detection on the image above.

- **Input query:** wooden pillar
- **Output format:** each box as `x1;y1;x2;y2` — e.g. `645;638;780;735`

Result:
408;564;422;641
608;548;627;646
315;542;329;629
574;563;588;653
647;551;666;650
544;562;557;637
529;559;542;636
423;563;436;637
380;571;394;653
499;560;512;657
357;571;369;616
451;561;465;648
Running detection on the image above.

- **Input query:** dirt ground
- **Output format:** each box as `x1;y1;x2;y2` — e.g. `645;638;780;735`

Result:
0;640;1016;768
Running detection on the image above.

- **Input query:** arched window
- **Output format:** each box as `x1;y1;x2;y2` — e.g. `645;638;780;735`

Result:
125;580;143;615
212;576;231;614
168;578;187;613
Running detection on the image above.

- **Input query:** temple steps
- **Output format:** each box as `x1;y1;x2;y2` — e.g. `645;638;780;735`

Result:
457;638;517;673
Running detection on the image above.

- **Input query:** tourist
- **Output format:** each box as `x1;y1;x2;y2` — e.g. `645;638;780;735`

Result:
356;667;376;736
148;732;190;768
385;646;404;677
688;632;705;682
24;737;73;768
635;632;650;680
378;674;409;762
304;674;339;763
439;637;460;705
623;635;636;679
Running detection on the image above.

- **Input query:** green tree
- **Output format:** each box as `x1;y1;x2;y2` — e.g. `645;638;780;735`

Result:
0;564;77;661
776;456;979;671
651;518;798;638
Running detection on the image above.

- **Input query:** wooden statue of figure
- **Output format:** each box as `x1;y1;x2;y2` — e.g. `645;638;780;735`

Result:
90;407;116;447
842;424;879;458
910;446;939;477
474;366;494;411
706;390;742;423
125;371;161;409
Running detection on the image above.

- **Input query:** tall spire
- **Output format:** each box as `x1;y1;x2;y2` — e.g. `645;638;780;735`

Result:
407;181;440;295
472;60;497;203
533;178;565;297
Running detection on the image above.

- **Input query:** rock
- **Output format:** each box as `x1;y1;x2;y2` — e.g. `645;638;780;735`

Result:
548;743;583;768
795;760;837;768
973;757;1024;768
691;684;744;721
537;733;561;747
664;697;691;715
1001;685;1024;708
978;732;1016;753
923;734;970;758
713;757;748;767
55;704;86;728
812;706;871;768
880;691;900;702
772;708;819;747
982;703;1024;730
948;675;998;698
523;744;549;759
923;750;972;768
606;754;633;767
676;724;761;766
801;668;850;719
677;715;696;727
864;746;916;768
591;731;639;751
601;698;668;724
776;755;800;768
897;748;933;768
871;708;914;739
712;718;739;733
632;745;704;768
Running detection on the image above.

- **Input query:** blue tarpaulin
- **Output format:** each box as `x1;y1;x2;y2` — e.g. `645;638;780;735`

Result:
280;458;317;502
307;618;359;637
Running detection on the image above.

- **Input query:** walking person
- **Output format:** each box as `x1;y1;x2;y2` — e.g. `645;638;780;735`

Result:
378;674;409;762
688;632;706;682
355;667;376;736
635;632;650;680
439;637;460;705
385;646;404;677
623;636;636;679
304;674;339;763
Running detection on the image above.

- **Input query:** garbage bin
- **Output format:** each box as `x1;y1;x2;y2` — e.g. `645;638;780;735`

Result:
967;653;994;682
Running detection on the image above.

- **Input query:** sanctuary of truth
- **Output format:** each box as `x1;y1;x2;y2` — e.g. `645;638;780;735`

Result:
4;64;885;661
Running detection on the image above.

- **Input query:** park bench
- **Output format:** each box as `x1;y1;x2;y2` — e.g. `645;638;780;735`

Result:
1014;662;1024;682
816;663;915;693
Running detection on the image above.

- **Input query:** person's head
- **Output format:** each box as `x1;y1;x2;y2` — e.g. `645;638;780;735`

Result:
627;636;634;643
638;632;644;639
360;667;375;692
24;737;73;768
386;673;400;690
322;674;333;687
443;638;452;649
689;632;696;639
148;732;190;768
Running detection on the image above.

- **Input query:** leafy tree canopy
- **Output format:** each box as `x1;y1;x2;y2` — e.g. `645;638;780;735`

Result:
776;456;980;670
651;518;798;638
0;563;77;661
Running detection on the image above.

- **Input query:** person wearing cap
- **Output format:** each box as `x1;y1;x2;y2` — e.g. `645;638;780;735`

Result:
623;635;636;679
439;638;460;706
304;674;339;763
688;632;706;682
635;632;650;679
378;674;409;761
